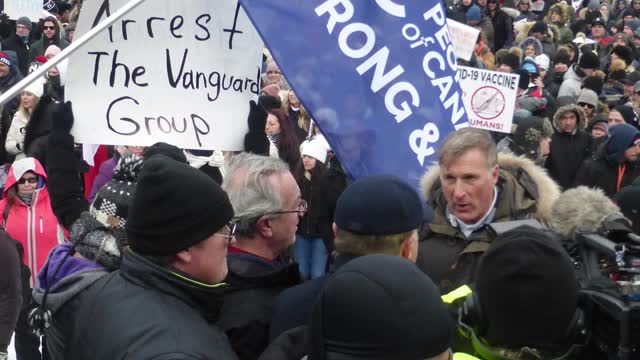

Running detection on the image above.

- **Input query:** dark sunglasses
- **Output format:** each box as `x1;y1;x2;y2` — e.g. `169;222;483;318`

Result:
17;177;38;185
43;26;56;30
578;102;595;109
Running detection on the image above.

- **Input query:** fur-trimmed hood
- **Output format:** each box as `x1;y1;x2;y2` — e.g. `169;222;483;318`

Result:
519;37;544;57
552;104;588;130
544;2;572;26
515;22;560;44
549;186;623;238
420;153;560;223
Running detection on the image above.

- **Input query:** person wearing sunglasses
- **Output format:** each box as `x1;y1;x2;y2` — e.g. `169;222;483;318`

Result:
576;88;599;122
218;153;304;360
0;157;61;360
28;16;69;64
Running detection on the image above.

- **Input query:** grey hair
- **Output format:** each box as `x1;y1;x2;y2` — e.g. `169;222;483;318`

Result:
222;153;290;238
438;128;497;168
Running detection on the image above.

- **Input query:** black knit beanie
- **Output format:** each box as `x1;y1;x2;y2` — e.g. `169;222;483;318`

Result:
582;75;604;95
475;226;578;348
126;155;234;255
143;142;187;163
309;255;454;360
613;45;634;66
613;104;640;130
579;50;600;70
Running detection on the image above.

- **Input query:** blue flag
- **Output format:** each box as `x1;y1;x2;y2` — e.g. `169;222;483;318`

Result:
240;0;469;188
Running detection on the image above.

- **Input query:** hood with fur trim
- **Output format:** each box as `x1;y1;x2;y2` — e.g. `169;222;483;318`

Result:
515;22;560;44
552;104;588;131
420;153;560;223
545;2;571;26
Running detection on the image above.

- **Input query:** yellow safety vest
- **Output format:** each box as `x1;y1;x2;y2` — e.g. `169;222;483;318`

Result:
454;353;482;360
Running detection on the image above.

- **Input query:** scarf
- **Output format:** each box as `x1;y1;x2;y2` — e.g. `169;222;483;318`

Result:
18;192;33;206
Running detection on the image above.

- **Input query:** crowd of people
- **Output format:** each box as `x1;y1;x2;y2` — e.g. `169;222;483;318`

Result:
0;0;639;359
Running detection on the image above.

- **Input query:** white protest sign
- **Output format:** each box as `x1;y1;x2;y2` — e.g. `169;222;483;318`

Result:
447;19;480;62
458;66;519;133
66;0;263;150
4;0;42;22
572;0;582;11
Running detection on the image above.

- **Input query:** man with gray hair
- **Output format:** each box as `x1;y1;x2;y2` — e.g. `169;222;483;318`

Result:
218;153;302;360
416;128;560;293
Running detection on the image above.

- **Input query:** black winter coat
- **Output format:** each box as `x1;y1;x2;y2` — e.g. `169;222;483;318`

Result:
67;250;238;360
0;231;22;351
296;175;324;240
315;158;349;253
24;95;57;168
546;130;592;190
488;8;514;51
217;253;301;360
1;35;31;77
269;254;355;341
0;67;23;164
287;110;307;143
46;131;88;230
575;142;640;198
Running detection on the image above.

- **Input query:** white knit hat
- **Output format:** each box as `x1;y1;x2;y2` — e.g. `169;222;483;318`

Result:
300;139;328;164
534;54;550;71
23;78;44;98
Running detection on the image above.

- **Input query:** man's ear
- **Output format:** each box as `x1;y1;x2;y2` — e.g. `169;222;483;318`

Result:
400;231;419;263
491;164;500;186
332;223;338;238
256;216;273;238
174;249;191;265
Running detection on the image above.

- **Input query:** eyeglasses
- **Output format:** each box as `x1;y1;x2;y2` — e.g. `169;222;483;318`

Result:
265;199;308;216
578;102;595;109
214;220;237;246
17;177;38;185
16;25;28;30
43;26;55;30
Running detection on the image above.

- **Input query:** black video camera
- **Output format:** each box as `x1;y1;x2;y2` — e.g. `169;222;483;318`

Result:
574;215;640;360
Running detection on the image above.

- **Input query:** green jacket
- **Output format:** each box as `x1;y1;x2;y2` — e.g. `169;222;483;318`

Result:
416;154;560;293
28;37;69;63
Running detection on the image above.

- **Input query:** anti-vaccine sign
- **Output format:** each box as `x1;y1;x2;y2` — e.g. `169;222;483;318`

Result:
66;0;263;150
240;0;468;187
459;66;519;133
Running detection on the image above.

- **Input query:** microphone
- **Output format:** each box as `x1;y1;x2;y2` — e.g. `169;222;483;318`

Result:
548;186;626;239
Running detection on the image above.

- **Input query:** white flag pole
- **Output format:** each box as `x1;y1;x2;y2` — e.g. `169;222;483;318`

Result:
0;0;148;107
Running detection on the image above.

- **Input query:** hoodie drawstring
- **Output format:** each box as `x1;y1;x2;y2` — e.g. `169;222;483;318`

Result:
617;164;627;193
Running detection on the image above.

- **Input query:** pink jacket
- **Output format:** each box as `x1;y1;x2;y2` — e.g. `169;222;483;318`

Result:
0;157;61;286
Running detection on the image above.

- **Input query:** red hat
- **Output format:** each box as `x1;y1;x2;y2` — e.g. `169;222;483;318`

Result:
0;52;11;67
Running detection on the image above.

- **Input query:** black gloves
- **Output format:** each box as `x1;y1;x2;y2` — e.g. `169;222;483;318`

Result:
51;101;74;135
244;100;270;156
